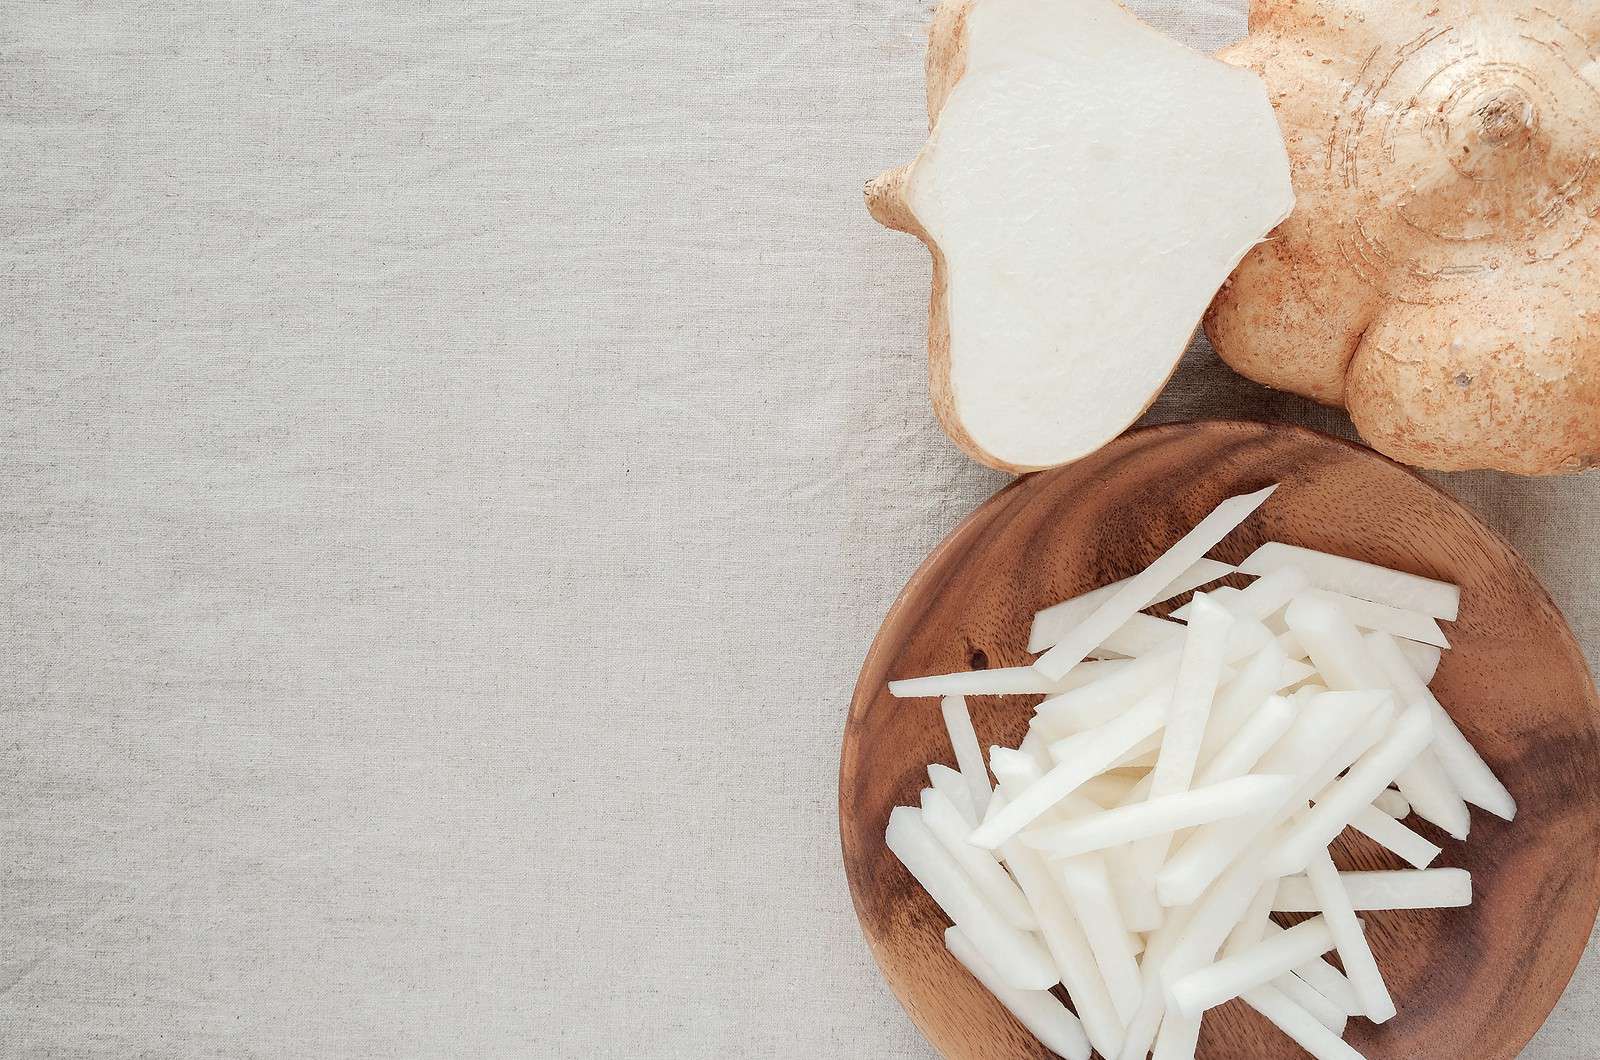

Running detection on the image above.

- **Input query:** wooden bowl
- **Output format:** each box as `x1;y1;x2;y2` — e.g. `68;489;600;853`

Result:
840;420;1600;1059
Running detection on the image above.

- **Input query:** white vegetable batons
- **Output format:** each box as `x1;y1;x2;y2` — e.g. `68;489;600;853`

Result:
1151;1013;1201;1060
1035;648;1181;734
1054;855;1143;1024
884;807;1058;990
944;926;1091;1060
927;763;978;827
1130;594;1236;893
890;666;1073;698
940;696;993;821
1241;541;1460;620
1394;749;1471;841
1273;869;1472;912
1305;847;1396;1023
988;789;1128;1060
1198;641;1291;761
1268;702;1434;877
1169;915;1337;1017
1023;775;1294;858
972;691;1169;848
1243;984;1369;1060
1094;612;1186;659
1372;788;1410;820
1017;729;1055;776
1367;630;1516;820
1034;486;1276;679
1196;694;1297;785
1346;804;1442;870
1028;558;1235;652
1398;639;1442;684
1275;971;1349;1036
1309;589;1449;648
920;788;1036;930
1284;596;1471;837
1225;879;1280;954
1156;692;1383;907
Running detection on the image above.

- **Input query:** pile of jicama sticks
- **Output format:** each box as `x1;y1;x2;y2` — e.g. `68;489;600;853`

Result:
885;486;1515;1060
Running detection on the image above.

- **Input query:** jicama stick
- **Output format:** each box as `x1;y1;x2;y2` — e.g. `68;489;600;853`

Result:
1275;657;1318;690
1170;915;1336;1017
1273;869;1471;912
884;807;1058;989
1196;694;1297;785
1309;588;1449;648
1164;830;1286;983
1034;485;1276;679
1366;631;1516;820
1223;878;1279;955
1198;640;1287;762
1035;648;1181;734
973;692;1170;849
890;666;1068;698
944;926;1091;1060
1076;773;1140;807
1130;594;1235;897
1284;593;1386;690
1055;855;1142;1024
1275;971;1348;1035
1095;612;1185;659
1117;902;1196;1060
1277;932;1363;1017
942;695;993;821
921;788;1036;930
927;763;978;826
1151;1013;1201;1060
1394;748;1470;840
1372;788;1410;820
1242;984;1368;1060
1346;804;1441;869
1240;541;1460;620
1028;558;1235;653
1018;729;1055;776
1156;694;1382;907
989;792;1126;1059
1397;638;1442;684
1023;775;1295;858
1305;847;1395;1022
1268;703;1434;876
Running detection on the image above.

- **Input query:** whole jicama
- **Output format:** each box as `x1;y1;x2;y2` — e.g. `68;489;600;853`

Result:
1206;0;1600;475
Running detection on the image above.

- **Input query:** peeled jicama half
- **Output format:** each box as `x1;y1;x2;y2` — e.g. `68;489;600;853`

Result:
865;0;1294;472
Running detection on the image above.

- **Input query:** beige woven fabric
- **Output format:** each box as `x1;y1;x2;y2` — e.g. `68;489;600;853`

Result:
1;0;1595;1055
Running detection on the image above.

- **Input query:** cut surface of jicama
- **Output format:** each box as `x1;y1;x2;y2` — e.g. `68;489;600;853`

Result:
877;482;1519;1060
876;0;1293;471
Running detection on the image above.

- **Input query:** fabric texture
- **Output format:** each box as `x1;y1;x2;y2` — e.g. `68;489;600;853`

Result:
2;0;1596;1056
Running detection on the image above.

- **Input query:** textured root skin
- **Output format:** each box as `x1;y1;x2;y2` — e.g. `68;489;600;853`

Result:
864;166;917;234
1208;0;1600;475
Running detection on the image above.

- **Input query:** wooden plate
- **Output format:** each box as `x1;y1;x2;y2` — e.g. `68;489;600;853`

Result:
840;420;1600;1059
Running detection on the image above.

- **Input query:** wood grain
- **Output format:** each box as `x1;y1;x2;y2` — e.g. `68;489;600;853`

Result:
839;420;1600;1059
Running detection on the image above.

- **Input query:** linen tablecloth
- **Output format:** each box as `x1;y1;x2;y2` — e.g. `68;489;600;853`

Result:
3;0;1596;1055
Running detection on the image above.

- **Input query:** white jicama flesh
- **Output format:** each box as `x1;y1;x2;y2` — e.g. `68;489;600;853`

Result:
945;926;1091;1060
1241;542;1461;620
1169;915;1336;1017
940;695;993;821
920;788;1036;930
1273;869;1471;912
880;485;1508;1059
1034;486;1276;679
1029;559;1235;652
877;0;1293;472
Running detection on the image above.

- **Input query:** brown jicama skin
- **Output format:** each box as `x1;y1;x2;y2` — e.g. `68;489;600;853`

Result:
1206;0;1600;475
